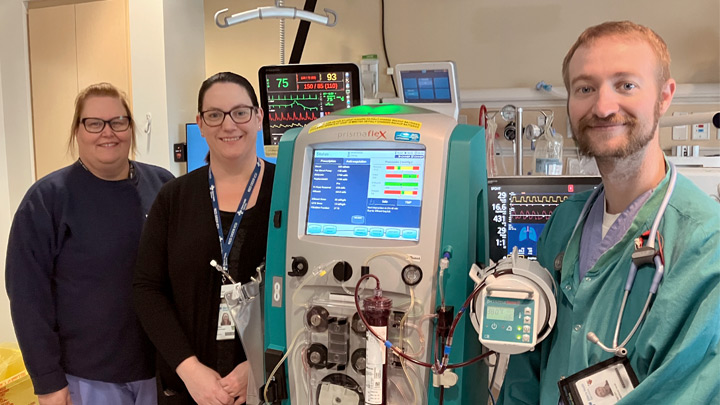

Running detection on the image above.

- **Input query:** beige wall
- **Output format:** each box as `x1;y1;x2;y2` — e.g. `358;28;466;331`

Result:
203;0;720;93
128;0;206;175
0;62;15;344
28;0;132;179
1;0;35;343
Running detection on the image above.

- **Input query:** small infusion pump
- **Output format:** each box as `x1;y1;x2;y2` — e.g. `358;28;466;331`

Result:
469;249;557;355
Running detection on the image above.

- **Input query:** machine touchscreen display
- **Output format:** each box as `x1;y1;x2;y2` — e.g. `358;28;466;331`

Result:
399;69;452;104
306;149;425;241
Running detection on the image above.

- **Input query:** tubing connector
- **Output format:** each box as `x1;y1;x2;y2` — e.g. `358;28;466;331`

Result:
432;369;458;388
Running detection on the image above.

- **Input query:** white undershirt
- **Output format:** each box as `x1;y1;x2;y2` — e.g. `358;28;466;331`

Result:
602;196;621;239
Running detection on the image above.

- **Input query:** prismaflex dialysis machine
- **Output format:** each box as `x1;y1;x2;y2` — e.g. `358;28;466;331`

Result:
259;104;558;405
262;104;491;405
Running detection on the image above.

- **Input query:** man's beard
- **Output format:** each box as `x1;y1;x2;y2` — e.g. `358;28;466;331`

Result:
572;101;661;159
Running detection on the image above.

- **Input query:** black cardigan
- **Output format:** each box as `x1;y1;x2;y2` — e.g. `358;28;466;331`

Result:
133;162;274;399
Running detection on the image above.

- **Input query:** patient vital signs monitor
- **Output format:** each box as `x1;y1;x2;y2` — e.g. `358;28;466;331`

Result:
487;176;601;262
258;63;362;150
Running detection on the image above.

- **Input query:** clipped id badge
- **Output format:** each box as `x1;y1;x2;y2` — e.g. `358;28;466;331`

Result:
558;356;639;405
216;284;237;340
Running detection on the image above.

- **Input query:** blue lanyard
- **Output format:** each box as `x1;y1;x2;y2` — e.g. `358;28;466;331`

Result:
209;159;262;272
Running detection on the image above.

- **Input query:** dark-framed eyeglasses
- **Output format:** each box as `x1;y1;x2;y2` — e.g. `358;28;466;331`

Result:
200;106;257;127
80;116;131;133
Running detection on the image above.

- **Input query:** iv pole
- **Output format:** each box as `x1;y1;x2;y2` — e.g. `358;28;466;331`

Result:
214;0;337;65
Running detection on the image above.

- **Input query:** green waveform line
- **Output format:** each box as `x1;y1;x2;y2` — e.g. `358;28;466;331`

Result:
271;100;319;111
270;123;304;128
269;94;319;101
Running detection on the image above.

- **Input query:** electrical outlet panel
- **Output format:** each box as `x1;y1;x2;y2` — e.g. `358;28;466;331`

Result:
671;112;688;140
691;123;710;140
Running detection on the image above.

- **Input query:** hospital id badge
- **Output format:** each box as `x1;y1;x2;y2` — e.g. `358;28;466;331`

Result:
558;356;639;405
216;284;236;341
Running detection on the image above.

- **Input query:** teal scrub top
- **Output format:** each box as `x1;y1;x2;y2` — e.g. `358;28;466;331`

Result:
498;168;720;404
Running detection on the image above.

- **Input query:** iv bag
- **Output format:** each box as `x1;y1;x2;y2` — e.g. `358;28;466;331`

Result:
225;272;264;405
533;116;563;175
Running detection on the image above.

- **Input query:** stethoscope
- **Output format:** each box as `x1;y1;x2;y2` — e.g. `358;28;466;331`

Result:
570;163;678;357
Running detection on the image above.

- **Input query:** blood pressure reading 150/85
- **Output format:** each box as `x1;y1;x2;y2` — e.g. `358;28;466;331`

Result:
486;306;514;321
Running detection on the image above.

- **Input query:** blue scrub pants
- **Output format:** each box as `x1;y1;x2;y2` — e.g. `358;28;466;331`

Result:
66;374;157;405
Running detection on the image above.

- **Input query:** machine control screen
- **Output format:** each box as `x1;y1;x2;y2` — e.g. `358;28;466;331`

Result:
487;176;601;262
482;297;535;344
399;69;452;104
306;149;426;241
486;306;514;322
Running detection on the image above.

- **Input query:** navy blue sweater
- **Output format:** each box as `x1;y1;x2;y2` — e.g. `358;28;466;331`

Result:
5;161;173;394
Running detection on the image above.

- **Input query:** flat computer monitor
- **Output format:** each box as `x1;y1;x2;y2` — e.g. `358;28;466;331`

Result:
487;176;602;262
305;148;426;241
185;123;275;172
394;61;459;120
186;123;208;172
258;63;362;148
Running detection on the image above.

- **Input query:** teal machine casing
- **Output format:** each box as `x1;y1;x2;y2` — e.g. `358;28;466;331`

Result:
263;105;488;404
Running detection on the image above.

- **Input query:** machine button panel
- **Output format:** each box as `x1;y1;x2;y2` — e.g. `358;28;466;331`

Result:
385;229;401;238
369;228;384;237
401;229;418;239
353;228;368;237
481;297;535;345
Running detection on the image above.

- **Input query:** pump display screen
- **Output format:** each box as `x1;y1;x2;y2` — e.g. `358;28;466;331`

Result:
399;69;452;103
306;149;425;241
486;306;514;322
488;176;602;262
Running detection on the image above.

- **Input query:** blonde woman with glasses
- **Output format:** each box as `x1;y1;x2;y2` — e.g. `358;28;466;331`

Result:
6;82;174;405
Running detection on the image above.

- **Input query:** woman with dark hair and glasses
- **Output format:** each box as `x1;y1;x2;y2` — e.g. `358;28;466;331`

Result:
5;82;174;405
134;72;275;405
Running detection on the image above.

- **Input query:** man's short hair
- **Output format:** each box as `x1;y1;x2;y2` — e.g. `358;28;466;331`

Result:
562;21;671;90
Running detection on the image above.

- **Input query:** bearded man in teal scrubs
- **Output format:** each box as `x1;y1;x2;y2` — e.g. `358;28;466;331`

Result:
498;21;720;404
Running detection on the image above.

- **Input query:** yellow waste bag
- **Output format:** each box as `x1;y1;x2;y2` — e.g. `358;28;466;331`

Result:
0;344;37;405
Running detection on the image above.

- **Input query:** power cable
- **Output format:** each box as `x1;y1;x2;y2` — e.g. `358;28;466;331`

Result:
380;0;397;97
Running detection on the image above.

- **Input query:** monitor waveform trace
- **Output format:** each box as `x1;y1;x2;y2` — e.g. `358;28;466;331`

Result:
510;193;569;204
510;210;553;221
269;123;305;129
269;111;319;123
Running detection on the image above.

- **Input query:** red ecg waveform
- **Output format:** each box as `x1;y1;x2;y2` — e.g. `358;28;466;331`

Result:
269;111;319;122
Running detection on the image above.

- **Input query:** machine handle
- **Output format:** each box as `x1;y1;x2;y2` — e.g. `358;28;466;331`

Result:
486;286;533;298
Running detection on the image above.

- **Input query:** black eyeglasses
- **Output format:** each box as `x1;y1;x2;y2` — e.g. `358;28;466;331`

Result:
81;116;131;133
200;106;256;127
